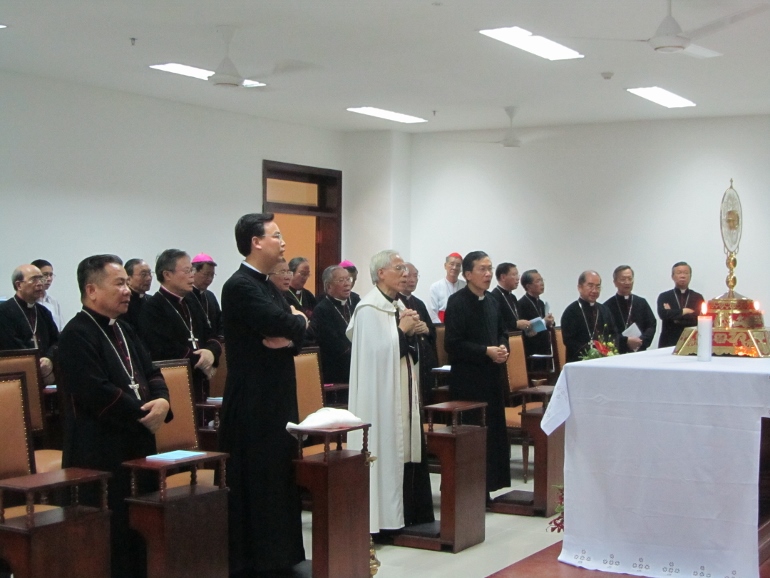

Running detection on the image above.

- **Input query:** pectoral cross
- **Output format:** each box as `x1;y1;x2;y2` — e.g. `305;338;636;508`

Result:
129;380;141;400
189;332;199;350
32;335;39;349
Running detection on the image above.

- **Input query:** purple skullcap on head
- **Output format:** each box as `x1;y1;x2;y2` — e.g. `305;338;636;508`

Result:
339;260;356;268
191;253;217;266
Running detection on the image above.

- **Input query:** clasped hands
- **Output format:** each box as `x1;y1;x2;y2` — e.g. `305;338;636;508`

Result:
398;308;426;336
486;344;509;364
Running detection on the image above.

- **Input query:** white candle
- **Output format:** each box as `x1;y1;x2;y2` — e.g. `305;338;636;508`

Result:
697;303;712;362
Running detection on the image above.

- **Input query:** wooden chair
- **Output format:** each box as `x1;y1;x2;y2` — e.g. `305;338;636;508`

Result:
0;350;62;473
504;332;553;483
208;344;227;398
295;348;324;423
434;323;448;368
0;371;112;578
552;326;567;378
153;360;215;487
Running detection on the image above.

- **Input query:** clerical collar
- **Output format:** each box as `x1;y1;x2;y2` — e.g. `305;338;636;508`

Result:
377;288;397;303
495;286;510;295
329;295;347;306
14;295;35;309
192;286;203;294
578;297;596;307
130;288;145;299
159;286;184;303
678;288;689;294
82;306;118;326
616;293;631;300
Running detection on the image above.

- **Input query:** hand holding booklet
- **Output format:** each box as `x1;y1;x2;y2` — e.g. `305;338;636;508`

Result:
528;317;547;334
622;323;642;338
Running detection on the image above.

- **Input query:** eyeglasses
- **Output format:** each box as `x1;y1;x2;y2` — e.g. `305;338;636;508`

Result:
474;267;494;274
271;269;293;277
388;264;408;273
25;276;45;284
137;271;153;279
333;276;353;285
175;268;194;275
260;232;284;240
447;263;462;269
42;272;55;280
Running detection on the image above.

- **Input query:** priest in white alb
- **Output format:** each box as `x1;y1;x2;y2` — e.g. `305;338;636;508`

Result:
347;250;434;538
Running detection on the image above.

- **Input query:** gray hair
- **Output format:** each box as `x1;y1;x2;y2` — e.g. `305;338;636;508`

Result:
155;249;188;282
288;257;308;273
322;265;344;290
369;250;400;284
11;267;24;291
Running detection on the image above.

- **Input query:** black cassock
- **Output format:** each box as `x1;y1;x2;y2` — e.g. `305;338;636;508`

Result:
399;292;438;403
118;288;145;331
58;308;172;578
138;287;222;402
490;286;521;334
444;287;511;493
603;294;657;353
657;288;705;348
0;295;59;359
220;264;307;574
516;294;552;370
284;287;317;319
192;285;224;340
561;298;618;362
307;295;352;384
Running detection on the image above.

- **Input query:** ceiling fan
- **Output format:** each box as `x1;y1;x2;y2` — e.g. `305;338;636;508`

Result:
208;25;265;88
499;106;522;148
632;0;770;58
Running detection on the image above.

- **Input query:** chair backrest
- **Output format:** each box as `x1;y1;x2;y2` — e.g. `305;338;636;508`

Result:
506;332;530;393
434;323;448;367
0;372;35;479
208;344;227;398
0;349;45;433
295;349;324;423
154;359;199;453
553;327;567;376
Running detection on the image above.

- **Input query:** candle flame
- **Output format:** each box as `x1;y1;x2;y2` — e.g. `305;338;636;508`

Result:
755;301;761;311
701;302;707;315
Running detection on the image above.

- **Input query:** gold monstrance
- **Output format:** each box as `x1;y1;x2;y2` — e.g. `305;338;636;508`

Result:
674;180;770;357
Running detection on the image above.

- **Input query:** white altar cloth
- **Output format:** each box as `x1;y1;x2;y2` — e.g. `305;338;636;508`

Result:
541;347;770;578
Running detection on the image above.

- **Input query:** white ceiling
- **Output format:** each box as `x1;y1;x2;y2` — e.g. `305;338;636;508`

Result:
2;0;769;133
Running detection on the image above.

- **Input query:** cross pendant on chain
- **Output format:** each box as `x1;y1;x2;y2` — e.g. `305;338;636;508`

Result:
129;381;141;400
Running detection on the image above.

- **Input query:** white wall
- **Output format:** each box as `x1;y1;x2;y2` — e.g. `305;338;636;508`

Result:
408;115;770;346
1;70;344;323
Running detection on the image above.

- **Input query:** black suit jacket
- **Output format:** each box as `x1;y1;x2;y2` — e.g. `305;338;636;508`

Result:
657;288;705;348
561;299;618;362
602;294;657;353
0;296;59;360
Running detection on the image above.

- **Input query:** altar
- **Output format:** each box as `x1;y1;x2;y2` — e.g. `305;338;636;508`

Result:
541;347;770;578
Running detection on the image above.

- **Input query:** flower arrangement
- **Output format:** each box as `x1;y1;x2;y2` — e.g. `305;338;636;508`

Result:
580;336;618;360
547;485;564;533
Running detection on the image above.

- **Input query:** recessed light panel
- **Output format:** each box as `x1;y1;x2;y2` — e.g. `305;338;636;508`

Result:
347;107;427;124
150;63;214;80
480;26;584;61
627;86;696;108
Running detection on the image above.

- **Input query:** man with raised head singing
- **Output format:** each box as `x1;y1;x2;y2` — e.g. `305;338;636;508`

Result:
219;213;309;577
58;254;171;578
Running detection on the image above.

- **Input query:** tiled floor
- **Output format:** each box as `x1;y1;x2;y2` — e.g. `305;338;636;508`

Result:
300;446;563;578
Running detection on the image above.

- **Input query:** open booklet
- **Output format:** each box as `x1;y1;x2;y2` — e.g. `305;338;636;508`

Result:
146;450;206;461
528;317;548;334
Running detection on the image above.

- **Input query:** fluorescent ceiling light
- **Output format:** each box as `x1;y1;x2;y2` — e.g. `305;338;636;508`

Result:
627;86;696;108
347;107;427;124
150;63;214;80
0;24;7;29
479;26;584;61
241;79;266;88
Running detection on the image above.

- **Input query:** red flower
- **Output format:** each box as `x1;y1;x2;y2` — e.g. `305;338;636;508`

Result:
593;340;609;355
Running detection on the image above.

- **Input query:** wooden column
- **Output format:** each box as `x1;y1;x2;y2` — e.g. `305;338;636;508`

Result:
394;401;487;553
124;451;229;578
488;407;564;517
291;424;371;578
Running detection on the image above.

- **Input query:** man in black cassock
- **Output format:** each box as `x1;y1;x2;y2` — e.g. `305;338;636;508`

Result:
561;270;618;362
657;261;705;348
490;262;530;334
58;254;171;578
444;251;511;495
219;213;309;577
307;265;354;384
138;249;222;403
284;256;317;318
399;262;438;404
192;253;224;340
120;258;153;330
516;269;556;371
603;265;657;353
0;264;59;383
